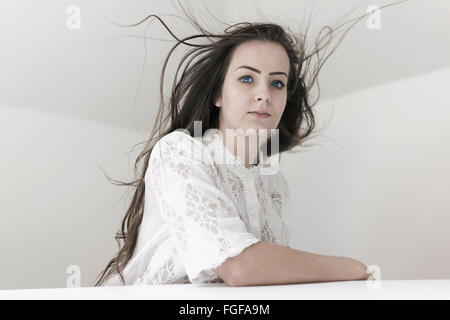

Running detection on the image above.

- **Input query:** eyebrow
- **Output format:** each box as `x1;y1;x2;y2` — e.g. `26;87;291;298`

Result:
234;65;288;79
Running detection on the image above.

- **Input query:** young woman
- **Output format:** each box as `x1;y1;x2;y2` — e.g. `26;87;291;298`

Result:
93;3;403;287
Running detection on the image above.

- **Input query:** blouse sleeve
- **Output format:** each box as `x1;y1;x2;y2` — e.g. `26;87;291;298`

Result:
279;171;294;248
146;131;260;284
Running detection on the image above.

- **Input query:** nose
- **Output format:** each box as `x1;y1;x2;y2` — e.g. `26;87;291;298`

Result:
255;81;272;104
255;84;271;104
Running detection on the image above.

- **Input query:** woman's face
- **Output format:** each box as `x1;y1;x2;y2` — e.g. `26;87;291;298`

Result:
215;40;290;137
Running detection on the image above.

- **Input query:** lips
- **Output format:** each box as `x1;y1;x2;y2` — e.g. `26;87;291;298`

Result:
249;111;270;116
249;112;270;118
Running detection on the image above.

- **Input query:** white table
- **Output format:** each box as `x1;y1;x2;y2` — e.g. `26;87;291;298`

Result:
0;280;449;300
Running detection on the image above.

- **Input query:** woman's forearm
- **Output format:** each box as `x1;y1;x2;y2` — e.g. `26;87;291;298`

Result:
230;241;369;287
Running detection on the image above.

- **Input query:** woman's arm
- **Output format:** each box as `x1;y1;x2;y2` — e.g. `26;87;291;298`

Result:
217;241;370;287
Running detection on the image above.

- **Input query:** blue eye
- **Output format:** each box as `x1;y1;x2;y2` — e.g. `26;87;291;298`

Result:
239;76;252;84
239;75;285;89
272;80;285;89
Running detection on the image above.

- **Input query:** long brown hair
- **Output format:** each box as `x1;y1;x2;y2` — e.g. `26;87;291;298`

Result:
93;0;407;286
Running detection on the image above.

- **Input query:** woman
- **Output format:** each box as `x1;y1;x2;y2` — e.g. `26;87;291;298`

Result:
93;3;403;287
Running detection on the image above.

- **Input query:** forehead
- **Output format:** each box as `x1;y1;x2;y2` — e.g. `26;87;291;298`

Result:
229;40;290;73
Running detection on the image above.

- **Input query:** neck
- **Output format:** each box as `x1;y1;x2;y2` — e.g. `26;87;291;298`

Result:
219;128;264;169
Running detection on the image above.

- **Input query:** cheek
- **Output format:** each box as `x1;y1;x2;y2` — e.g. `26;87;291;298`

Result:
275;97;287;116
223;83;245;104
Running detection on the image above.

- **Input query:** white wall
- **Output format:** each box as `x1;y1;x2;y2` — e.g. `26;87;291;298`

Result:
282;66;450;280
0;105;143;290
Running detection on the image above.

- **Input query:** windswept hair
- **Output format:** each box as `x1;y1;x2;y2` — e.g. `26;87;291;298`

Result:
93;0;407;286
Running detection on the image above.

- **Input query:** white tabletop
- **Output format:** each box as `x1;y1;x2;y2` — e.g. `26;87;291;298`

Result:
0;280;449;300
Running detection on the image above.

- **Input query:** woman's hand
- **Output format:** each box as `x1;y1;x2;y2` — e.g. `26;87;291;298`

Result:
352;259;373;280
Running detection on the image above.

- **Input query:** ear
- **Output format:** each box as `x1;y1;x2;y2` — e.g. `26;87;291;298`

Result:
214;95;222;108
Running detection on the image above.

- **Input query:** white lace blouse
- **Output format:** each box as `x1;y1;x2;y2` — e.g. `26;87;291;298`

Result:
102;128;293;286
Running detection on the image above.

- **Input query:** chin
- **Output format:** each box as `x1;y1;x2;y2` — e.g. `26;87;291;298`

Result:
250;127;272;137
